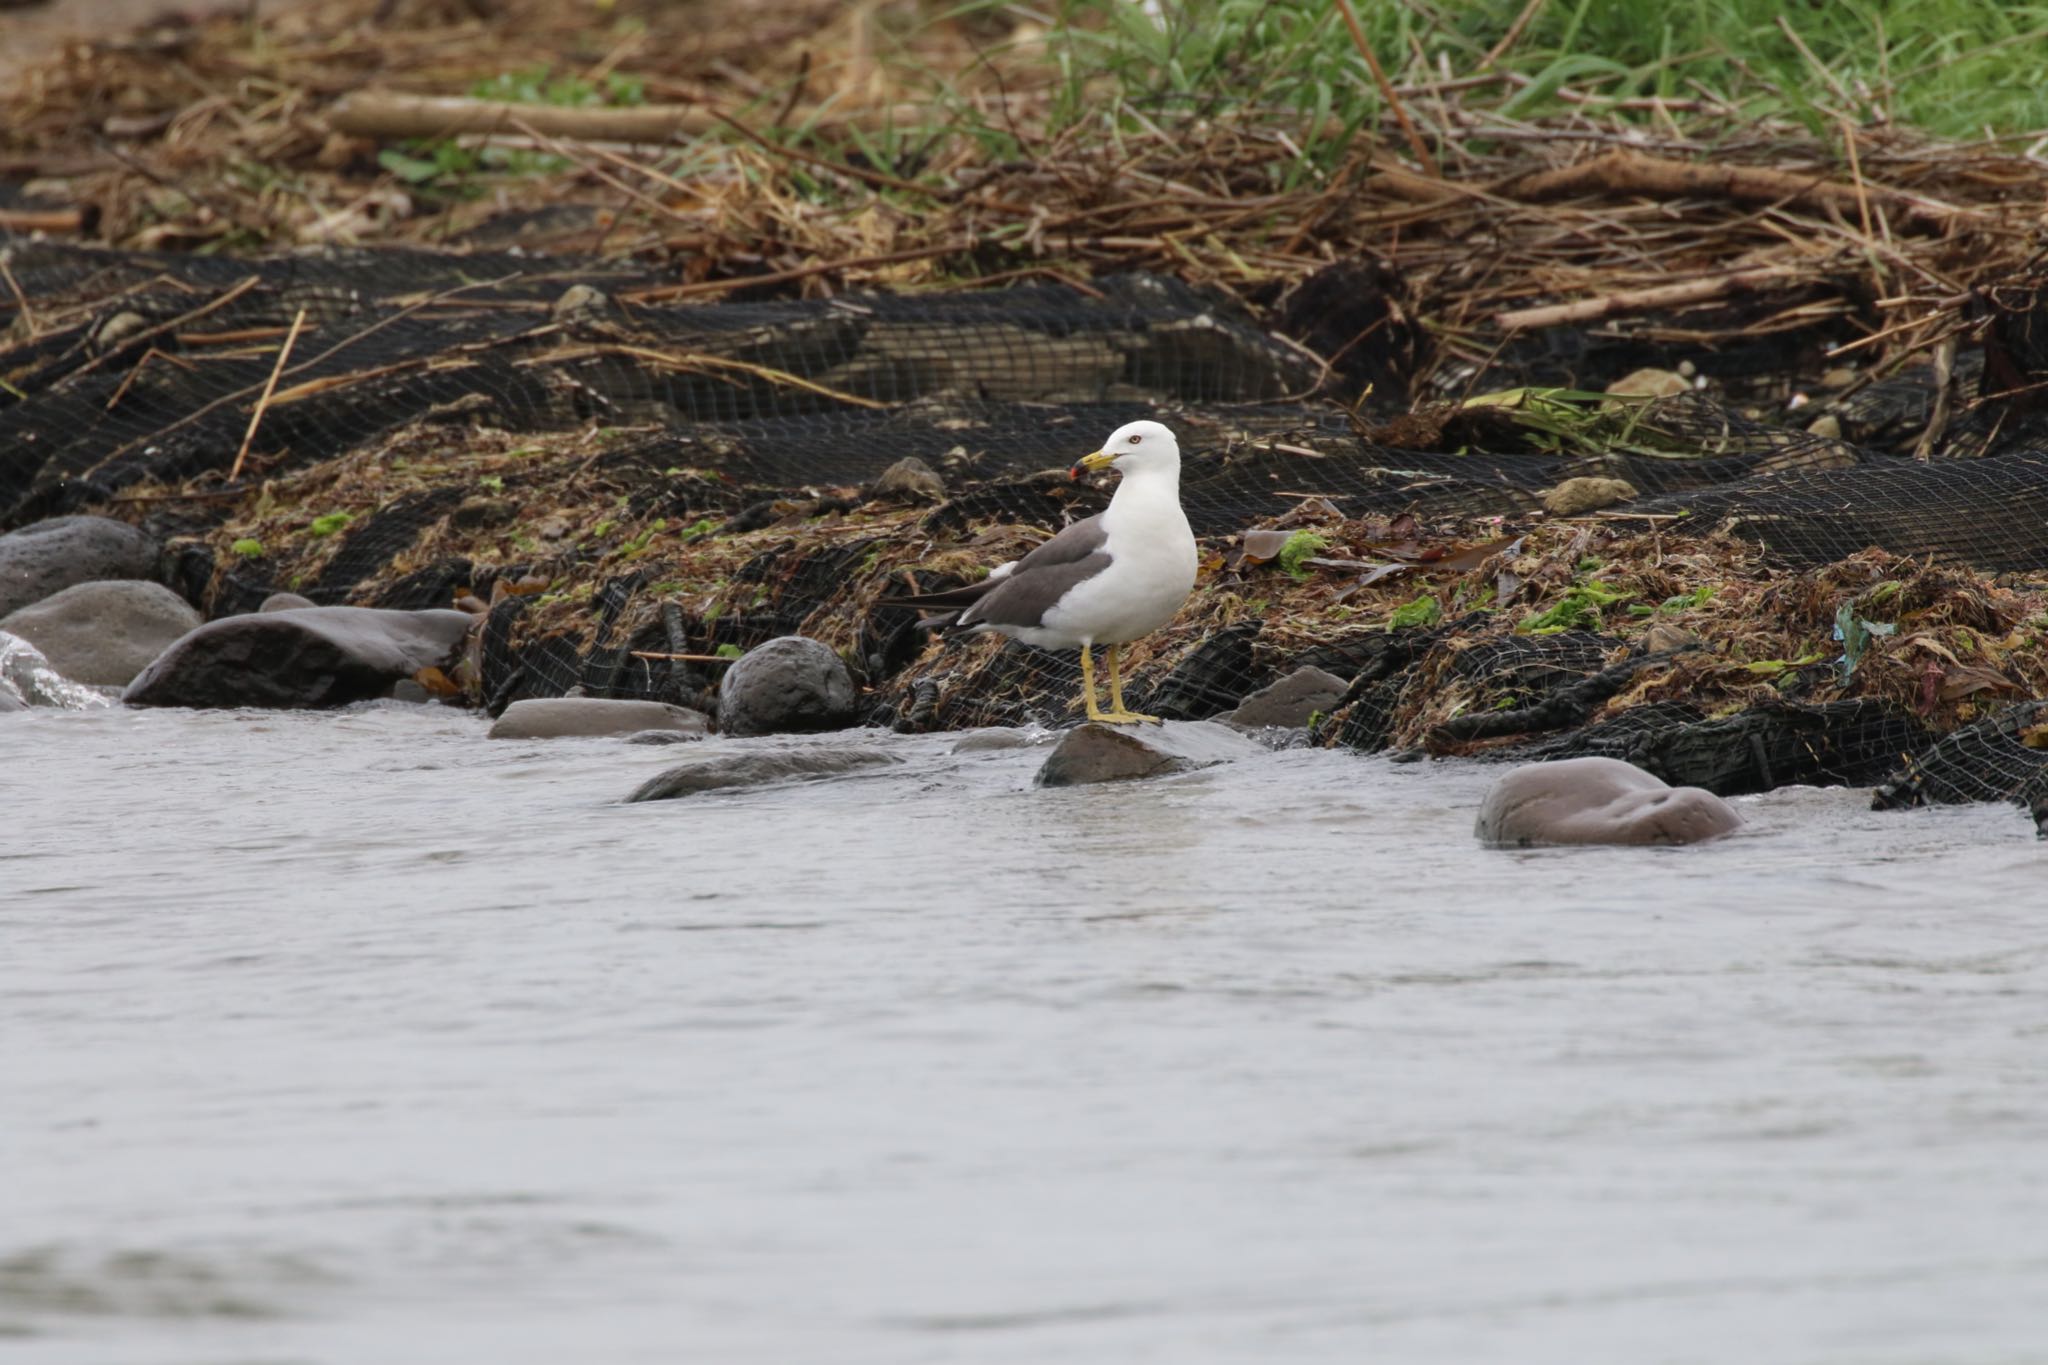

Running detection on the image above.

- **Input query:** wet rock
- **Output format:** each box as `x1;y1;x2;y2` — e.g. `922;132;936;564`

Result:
450;497;517;531
123;606;474;709
868;457;948;505
0;580;201;687
1542;476;1639;517
259;591;317;612
626;729;698;745
626;744;902;801
1475;756;1742;847
717;635;857;737
951;726;1054;753
1220;665;1348;730
0;515;160;618
388;679;435;704
1036;719;1263;787
489;697;709;740
0;680;21;712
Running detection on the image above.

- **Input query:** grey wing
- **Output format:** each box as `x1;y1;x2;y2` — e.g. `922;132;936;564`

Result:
1007;514;1108;576
961;551;1113;630
958;515;1113;630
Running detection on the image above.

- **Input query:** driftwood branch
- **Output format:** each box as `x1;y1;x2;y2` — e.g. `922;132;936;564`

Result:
329;93;719;143
0;206;86;234
1503;149;1973;230
327;91;948;146
1496;264;1801;330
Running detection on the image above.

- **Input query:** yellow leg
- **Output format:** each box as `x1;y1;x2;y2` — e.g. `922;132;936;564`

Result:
1100;643;1162;725
1078;645;1110;722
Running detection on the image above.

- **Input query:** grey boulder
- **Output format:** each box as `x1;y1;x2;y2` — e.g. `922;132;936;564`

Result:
1036;719;1263;787
123;606;474;709
0;515;160;618
1475;756;1742;847
259;591;317;613
717;636;857;737
0;579;202;687
490;697;709;740
626;744;902;802
1220;665;1349;730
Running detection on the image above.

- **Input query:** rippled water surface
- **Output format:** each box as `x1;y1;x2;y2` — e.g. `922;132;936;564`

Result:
5;704;2046;1363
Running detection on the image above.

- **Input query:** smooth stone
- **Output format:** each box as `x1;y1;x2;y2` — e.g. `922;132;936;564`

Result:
1220;665;1348;730
259;591;316;612
1036;719;1263;787
123;606;473;709
388;679;435;704
489;697;709;740
0;515;160;618
868;456;948;504
626;745;902;802
717;635;857;737
1474;756;1742;847
0;579;201;687
1542;476;1639;517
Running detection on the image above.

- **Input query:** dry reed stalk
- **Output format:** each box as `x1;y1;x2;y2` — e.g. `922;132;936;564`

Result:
229;305;308;482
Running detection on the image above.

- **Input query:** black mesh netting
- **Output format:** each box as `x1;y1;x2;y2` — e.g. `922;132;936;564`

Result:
4;239;2045;817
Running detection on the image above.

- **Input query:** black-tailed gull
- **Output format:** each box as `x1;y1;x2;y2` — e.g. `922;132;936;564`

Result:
889;419;1197;725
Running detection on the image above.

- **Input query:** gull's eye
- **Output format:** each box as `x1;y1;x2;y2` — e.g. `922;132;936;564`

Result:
1128;434;1142;444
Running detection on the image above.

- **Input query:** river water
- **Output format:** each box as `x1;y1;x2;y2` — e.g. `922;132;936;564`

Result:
4;703;2046;1363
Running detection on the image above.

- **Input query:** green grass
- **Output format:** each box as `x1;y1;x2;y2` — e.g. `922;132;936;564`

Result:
1036;0;2048;141
753;0;2048;208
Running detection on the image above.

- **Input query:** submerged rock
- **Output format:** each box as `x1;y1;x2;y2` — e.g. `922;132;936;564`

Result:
1036;719;1263;787
717;635;857;737
626;744;902;801
123;606;474;709
1220;665;1348;730
489;697;709;740
0;515;160;618
951;726;1055;753
0;580;201;687
1475;756;1742;847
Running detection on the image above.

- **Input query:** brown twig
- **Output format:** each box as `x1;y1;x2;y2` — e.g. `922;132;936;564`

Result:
67;275;261;382
229;305;307;481
630;241;973;302
1495;264;1802;330
629;650;740;663
1504;148;1973;230
0;251;34;334
1478;0;1549;71
1333;0;1440;178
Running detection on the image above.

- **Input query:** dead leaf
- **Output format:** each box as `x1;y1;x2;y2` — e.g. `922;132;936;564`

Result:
1332;562;1413;602
1227;528;1294;570
412;666;461;697
1939;665;2021;702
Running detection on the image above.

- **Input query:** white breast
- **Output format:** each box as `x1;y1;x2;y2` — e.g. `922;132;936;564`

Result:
1041;472;1196;645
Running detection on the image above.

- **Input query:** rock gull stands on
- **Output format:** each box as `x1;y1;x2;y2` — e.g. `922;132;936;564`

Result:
888;420;1198;725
